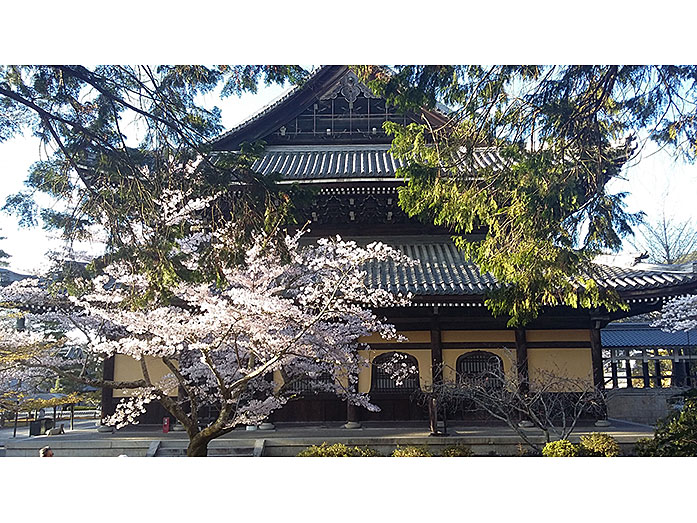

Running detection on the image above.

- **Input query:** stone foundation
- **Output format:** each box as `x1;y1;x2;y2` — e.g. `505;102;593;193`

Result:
606;388;686;425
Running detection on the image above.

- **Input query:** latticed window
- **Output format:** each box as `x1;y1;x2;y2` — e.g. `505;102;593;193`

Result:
456;351;504;389
602;346;697;389
371;352;420;394
285;371;334;394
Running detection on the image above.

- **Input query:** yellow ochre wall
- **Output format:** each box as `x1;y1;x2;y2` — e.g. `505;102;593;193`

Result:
441;330;514;343
357;328;593;392
527;350;593;388
526;330;593;387
112;354;178;398
110;329;594;397
525;329;590;343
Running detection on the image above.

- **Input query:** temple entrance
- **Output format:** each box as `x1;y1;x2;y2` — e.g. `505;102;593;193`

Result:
361;352;428;421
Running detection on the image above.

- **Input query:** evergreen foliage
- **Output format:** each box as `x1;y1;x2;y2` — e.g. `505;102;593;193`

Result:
0;65;308;296
357;65;697;324
635;392;697;457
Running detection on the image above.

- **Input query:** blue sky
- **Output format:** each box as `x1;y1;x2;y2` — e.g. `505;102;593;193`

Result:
1;78;695;274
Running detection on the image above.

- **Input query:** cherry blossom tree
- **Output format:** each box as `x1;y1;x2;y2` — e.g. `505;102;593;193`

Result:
0;232;411;456
653;294;697;333
0;328;57;413
0;277;114;429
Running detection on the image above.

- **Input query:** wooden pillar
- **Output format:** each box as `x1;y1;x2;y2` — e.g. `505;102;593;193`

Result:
625;357;633;388
589;321;605;390
642;359;651;388
610;360;619;388
430;310;443;384
347;402;358;423
654;359;662;388
101;356;115;423
429;308;443;435
344;372;361;428
515;328;529;393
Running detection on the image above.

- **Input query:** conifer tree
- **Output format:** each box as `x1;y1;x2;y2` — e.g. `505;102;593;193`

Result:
358;65;697;324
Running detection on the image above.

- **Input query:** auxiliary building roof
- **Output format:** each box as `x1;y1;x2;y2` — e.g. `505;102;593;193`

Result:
601;323;697;347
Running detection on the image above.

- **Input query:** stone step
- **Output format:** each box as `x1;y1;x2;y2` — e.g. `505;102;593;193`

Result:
155;447;255;457
154;440;261;457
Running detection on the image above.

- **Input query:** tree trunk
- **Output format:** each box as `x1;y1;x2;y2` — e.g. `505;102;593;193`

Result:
186;429;221;457
186;439;210;457
182;406;234;456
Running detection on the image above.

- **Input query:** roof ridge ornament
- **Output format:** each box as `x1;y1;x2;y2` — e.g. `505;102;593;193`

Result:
321;70;377;104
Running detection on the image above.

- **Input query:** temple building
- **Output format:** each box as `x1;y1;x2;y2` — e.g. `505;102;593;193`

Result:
103;65;697;424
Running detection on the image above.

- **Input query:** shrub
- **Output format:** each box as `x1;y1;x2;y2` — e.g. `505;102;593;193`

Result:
579;433;621;457
542;439;580;457
440;444;474;457
634;437;659;457
297;442;380;457
516;443;541;457
391;445;432;457
634;395;697;457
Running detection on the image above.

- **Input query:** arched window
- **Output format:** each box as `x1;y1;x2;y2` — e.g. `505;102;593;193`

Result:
456;351;504;389
285;371;334;394
371;352;420;393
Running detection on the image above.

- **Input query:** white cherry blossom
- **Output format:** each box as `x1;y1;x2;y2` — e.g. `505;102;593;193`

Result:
0;230;413;456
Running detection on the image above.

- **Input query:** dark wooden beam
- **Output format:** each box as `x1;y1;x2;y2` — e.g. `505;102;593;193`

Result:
101;357;115;423
515;328;529;393
589;321;605;389
430;310;443;384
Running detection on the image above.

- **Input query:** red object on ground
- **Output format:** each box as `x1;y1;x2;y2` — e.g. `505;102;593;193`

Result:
162;417;170;433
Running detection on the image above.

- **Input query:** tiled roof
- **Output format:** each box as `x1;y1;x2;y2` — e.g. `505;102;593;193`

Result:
359;237;697;298
601;323;697;347
587;263;697;292
0;268;31;287
364;238;499;296
253;145;508;181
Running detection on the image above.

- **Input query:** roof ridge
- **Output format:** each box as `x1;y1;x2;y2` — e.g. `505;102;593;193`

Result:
593;256;697;275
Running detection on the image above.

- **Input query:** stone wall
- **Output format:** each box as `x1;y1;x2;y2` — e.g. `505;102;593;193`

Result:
606;388;685;425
